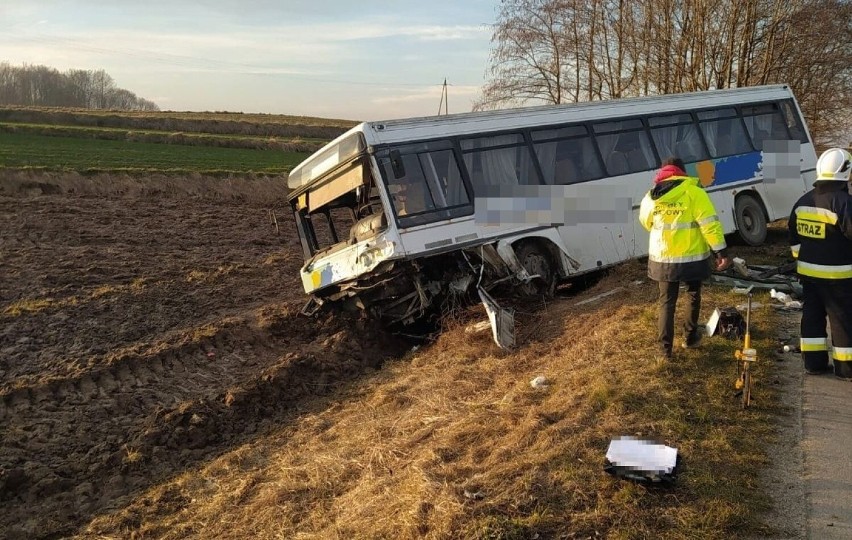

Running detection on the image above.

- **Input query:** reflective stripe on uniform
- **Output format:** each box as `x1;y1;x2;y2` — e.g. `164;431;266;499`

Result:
790;244;800;258
697;215;720;226
648;252;711;264
801;337;829;351
797;261;852;279
710;242;727;252
833;346;852;362
795;205;839;225
654;222;699;230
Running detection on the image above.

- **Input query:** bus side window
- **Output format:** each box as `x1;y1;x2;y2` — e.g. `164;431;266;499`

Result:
461;134;540;190
716;134;735;156
780;100;809;143
649;114;708;163
594;128;656;176
606;151;630;176
530;126;603;185
697;108;752;158
742;103;791;150
555;157;579;184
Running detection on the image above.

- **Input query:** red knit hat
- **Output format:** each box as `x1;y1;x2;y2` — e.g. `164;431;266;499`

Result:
654;164;687;184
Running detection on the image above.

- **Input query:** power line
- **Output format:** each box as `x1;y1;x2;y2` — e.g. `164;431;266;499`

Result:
437;77;449;115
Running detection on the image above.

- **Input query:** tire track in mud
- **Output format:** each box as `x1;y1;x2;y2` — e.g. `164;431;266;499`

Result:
0;308;409;540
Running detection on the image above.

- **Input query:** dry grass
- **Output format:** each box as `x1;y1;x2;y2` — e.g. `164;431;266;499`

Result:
3;278;149;317
82;259;786;539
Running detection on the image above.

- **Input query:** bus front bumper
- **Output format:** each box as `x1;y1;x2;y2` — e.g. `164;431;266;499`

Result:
300;235;396;295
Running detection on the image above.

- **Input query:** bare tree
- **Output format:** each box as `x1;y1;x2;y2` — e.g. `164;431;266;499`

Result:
0;63;160;111
478;0;852;144
475;0;580;109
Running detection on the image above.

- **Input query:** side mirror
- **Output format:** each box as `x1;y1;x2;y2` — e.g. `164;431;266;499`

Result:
389;149;406;179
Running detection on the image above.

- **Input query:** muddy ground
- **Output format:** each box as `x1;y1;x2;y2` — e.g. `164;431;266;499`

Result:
0;176;409;539
1;173;805;539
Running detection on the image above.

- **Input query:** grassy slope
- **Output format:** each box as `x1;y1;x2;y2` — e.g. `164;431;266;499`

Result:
82;258;789;539
0;106;358;128
0;106;358;174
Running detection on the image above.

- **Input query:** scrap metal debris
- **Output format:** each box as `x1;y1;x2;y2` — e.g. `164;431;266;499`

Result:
770;288;803;310
477;287;515;350
711;260;802;296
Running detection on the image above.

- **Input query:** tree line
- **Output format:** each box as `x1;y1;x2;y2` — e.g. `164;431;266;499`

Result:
478;0;851;145
0;63;159;111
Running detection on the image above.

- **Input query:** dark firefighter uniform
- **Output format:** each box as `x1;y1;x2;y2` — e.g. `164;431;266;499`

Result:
788;148;852;379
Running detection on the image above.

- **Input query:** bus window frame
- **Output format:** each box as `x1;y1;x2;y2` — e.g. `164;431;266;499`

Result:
778;99;810;143
459;130;546;189
592;117;659;177
528;122;608;185
648;112;711;163
375;139;477;229
692;105;755;160
739;101;793;149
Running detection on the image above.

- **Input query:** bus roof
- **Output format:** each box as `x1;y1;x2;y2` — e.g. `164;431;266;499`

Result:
365;84;796;145
288;84;797;195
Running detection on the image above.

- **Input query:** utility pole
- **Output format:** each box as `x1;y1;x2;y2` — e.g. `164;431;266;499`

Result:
437;78;448;115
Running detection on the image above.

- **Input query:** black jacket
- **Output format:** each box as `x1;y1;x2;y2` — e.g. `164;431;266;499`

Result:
788;181;852;282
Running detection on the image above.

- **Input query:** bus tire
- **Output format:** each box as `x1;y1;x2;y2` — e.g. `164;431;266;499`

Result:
515;241;556;298
734;194;767;246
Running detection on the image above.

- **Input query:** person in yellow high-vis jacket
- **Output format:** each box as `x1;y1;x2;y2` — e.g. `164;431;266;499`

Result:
640;157;731;358
788;147;852;380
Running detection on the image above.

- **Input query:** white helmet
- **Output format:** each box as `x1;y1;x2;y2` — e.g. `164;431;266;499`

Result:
816;148;852;181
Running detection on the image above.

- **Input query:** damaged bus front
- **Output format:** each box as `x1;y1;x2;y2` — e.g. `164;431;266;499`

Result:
287;125;539;344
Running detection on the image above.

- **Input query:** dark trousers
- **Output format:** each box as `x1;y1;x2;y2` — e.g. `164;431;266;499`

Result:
800;279;852;378
657;280;702;353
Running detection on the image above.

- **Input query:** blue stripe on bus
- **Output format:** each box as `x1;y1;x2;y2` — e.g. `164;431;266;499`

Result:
685;151;763;188
712;152;763;185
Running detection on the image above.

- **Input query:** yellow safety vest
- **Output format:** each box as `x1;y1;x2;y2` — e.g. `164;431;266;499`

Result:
639;176;726;279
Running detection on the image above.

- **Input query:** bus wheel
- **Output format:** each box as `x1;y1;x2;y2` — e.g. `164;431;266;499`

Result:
735;195;767;246
515;242;556;298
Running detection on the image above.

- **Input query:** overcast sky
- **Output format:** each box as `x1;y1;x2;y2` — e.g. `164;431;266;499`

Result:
1;0;497;120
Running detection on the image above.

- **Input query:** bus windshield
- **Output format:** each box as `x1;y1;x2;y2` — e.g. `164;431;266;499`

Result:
375;141;472;229
288;131;387;258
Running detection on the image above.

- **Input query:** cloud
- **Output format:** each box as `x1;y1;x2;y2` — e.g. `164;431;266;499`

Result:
0;2;493;118
406;25;488;41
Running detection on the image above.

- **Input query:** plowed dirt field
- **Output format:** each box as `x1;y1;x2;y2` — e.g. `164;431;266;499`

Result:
0;174;407;539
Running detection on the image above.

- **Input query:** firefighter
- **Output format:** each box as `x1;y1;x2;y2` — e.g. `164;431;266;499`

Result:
788;147;852;379
640;157;731;359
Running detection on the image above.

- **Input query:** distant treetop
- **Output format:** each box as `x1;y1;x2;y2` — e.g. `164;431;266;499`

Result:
0;62;159;111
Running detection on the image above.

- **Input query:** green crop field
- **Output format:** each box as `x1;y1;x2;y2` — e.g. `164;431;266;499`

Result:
0;132;309;174
0;122;331;144
0;106;358;128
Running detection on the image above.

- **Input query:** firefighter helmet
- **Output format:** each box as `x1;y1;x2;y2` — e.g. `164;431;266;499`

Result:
816;148;852;181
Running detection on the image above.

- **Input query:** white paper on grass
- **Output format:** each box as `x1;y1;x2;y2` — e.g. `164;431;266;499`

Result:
605;436;678;474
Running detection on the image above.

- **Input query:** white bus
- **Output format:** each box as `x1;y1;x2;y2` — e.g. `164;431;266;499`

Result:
287;85;816;337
